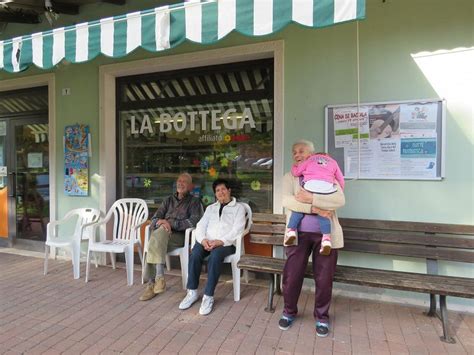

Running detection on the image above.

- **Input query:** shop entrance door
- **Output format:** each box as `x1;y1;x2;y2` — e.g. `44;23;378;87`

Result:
0;117;49;246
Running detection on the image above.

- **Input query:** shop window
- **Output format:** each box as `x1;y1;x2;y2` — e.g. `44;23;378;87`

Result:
117;59;274;212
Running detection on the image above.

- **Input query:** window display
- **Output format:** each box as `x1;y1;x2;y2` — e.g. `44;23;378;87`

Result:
117;59;274;212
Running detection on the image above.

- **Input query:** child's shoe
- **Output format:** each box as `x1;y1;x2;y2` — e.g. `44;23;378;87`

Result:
320;234;332;255
284;228;297;246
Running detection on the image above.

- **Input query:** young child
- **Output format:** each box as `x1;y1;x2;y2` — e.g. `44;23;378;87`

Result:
285;153;345;255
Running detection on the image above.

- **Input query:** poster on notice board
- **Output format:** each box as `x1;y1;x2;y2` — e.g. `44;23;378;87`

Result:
325;99;445;180
64;124;90;196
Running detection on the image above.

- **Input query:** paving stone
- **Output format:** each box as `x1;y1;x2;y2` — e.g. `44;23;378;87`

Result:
0;253;473;354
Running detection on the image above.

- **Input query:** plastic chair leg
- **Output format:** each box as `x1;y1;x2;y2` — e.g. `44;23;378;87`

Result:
179;252;188;290
93;252;99;268
72;243;80;280
125;248;134;286
165;255;171;271
141;251;147;284
110;252;116;269
243;270;249;284
44;245;49;276
137;245;143;264
232;262;240;302
85;250;91;283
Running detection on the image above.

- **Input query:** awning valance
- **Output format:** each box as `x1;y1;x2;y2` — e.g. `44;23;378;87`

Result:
0;0;365;73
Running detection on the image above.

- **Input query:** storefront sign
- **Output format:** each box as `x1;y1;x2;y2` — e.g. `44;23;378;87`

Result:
130;108;256;135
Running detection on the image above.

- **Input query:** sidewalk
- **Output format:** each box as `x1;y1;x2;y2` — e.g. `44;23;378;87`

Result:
0;252;473;354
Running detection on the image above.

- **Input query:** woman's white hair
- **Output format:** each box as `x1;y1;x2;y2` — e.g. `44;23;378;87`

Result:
292;139;315;153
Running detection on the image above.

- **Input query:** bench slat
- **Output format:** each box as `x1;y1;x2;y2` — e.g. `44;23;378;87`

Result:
340;218;474;235
344;229;474;249
253;213;286;223
250;235;284;245
344;240;474;263
251;224;286;235
238;255;474;298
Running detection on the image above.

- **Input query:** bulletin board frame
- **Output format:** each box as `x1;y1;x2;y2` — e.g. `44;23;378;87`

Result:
325;98;446;181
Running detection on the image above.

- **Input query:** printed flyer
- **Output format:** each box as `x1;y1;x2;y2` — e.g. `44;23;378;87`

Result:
333;106;369;148
64;124;89;196
331;101;440;179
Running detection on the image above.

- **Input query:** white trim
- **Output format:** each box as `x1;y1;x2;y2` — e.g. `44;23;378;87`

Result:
185;0;202;42
253;0;273;35
126;11;142;54
52;28;65;66
334;0;357;23
99;40;285;220
0;73;57;245
292;0;313;26
217;0;236;40
75;23;89;62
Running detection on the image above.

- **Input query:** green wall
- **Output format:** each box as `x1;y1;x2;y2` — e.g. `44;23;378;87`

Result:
1;0;473;306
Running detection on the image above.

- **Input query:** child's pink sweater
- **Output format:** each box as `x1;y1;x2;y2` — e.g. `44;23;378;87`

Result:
291;154;345;190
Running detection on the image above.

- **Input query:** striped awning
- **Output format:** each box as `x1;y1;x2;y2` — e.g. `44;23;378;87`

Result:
0;0;365;73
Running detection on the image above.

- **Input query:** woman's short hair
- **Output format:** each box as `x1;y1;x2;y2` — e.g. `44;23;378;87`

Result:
292;139;315;153
212;178;231;192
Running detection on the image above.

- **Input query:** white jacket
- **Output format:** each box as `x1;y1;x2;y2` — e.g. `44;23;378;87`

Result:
195;197;246;247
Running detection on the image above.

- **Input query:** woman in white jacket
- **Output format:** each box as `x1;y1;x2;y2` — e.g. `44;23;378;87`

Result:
179;178;246;315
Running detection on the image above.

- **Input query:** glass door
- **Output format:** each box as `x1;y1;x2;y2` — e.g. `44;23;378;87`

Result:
8;117;49;242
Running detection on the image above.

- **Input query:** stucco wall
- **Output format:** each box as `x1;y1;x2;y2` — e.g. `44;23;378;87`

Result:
1;0;473;308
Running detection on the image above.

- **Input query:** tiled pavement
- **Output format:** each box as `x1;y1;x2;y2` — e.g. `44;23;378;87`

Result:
0;252;473;355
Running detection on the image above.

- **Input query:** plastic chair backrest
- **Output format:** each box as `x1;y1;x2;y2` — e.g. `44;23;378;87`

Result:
72;208;101;240
108;198;149;242
240;202;253;232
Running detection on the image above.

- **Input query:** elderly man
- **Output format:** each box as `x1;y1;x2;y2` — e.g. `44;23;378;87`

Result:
140;173;203;301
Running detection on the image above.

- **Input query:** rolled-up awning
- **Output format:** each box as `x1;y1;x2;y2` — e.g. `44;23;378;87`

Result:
0;0;365;73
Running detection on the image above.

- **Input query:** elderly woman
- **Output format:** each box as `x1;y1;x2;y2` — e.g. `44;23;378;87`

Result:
279;139;345;337
178;178;246;315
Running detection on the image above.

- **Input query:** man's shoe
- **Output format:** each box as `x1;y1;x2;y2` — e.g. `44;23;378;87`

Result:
278;315;294;330
139;283;156;301
316;321;329;337
154;276;166;294
199;295;214;315
179;289;199;310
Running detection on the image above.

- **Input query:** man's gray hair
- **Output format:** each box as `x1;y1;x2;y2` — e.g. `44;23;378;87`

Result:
179;172;193;184
292;139;315;153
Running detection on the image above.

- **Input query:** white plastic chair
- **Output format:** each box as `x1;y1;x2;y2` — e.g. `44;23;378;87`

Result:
190;202;252;302
142;226;194;290
85;198;148;286
44;208;101;279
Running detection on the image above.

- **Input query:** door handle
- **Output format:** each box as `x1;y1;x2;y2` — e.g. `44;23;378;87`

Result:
8;172;16;197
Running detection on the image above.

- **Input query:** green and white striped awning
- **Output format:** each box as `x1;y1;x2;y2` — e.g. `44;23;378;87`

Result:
0;0;365;73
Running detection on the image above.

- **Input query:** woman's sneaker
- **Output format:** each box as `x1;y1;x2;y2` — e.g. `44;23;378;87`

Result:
315;321;329;337
179;289;199;310
284;229;297;246
199;295;214;315
278;315;294;330
320;234;332;255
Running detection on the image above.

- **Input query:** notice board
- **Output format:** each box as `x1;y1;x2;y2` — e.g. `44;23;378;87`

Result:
325;99;445;180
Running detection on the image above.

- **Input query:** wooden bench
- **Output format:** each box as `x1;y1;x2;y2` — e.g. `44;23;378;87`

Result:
238;213;474;343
